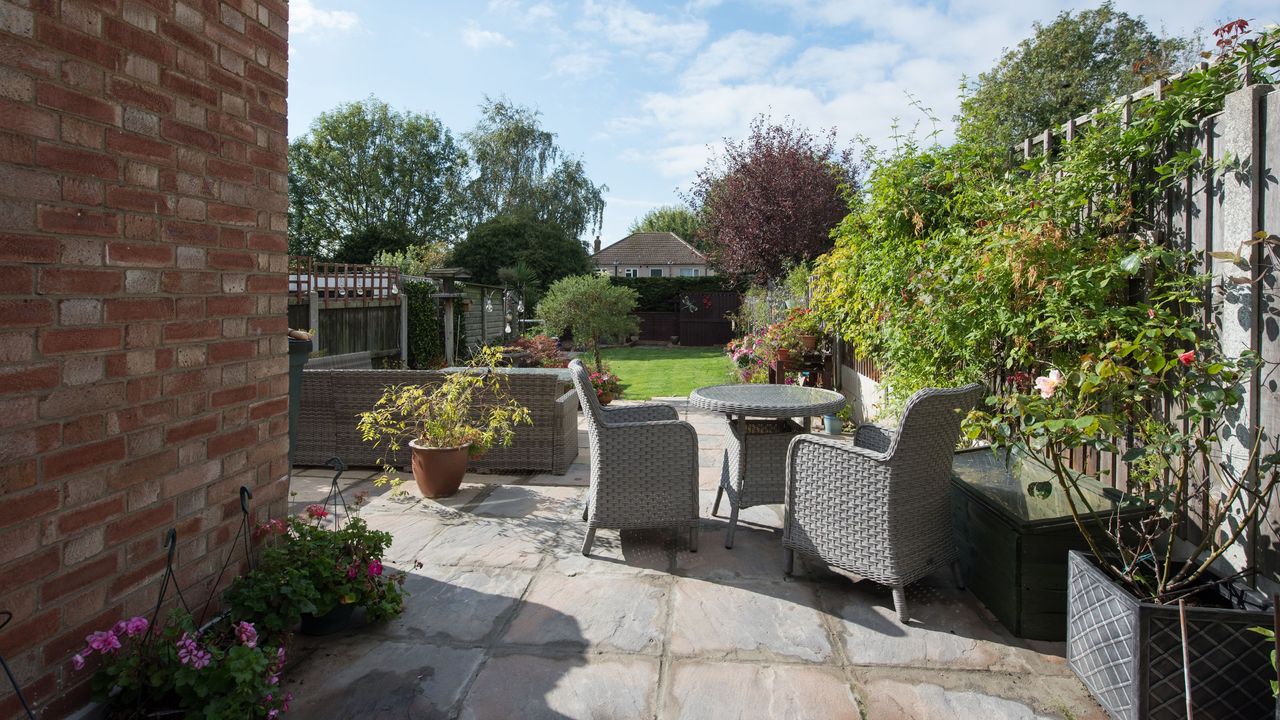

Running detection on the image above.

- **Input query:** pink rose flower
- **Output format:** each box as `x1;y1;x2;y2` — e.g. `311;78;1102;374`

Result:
1034;369;1064;399
367;559;383;577
1179;350;1196;366
86;631;121;654
1147;308;1156;319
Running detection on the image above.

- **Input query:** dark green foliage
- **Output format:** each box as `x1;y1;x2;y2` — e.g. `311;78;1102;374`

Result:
288;96;466;259
333;222;415;265
450;213;591;294
957;2;1196;150
537;274;639;370
611;276;744;312
403;281;444;369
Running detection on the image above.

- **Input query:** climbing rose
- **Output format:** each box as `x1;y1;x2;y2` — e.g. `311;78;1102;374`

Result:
367;559;383;577
86;631;121;654
1034;370;1064;399
1179;350;1196;366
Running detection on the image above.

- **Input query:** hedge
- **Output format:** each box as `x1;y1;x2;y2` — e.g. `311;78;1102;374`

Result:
609;276;744;312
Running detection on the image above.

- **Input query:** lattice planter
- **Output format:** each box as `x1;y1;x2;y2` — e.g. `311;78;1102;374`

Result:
1066;551;1273;719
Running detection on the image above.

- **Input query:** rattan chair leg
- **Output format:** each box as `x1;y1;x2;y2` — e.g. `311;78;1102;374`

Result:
712;486;724;517
581;527;596;556
892;586;909;623
581;504;588;522
783;547;794;576
951;559;965;590
724;504;739;549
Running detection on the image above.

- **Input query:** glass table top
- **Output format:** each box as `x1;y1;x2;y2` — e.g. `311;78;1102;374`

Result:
952;446;1142;525
689;384;847;417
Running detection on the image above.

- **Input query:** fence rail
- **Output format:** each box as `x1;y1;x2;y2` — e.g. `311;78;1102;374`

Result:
288;255;400;305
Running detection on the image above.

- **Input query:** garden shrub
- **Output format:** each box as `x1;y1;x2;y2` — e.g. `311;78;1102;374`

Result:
403;280;444;369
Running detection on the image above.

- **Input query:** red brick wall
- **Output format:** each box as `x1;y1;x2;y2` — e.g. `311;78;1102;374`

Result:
0;0;289;716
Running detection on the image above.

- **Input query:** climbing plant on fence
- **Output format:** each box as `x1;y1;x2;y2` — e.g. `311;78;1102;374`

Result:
810;27;1280;409
403;281;444;369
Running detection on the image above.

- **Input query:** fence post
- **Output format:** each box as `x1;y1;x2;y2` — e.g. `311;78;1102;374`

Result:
308;291;320;353
1215;82;1267;571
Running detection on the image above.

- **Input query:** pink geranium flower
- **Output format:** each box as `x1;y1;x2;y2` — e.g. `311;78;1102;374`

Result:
235;621;258;648
72;654;85;671
86;631;121;654
123;616;148;637
1034;370;1064;399
305;504;329;519
367;559;383;577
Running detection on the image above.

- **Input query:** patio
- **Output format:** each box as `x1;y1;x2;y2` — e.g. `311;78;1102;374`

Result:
283;400;1105;720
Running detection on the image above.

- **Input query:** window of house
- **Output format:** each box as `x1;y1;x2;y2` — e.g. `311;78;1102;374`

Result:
650;268;663;277
624;268;639;278
680;268;700;277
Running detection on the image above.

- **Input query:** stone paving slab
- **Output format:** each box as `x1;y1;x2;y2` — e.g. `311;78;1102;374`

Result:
285;637;484;720
823;576;1069;676
526;462;590;486
664;660;862;720
472;485;583;519
668;577;833;663
500;573;668;654
389;565;534;644
458;653;659;720
852;668;1108;720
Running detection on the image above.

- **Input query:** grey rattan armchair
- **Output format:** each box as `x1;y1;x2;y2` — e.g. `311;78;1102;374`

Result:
782;383;983;622
568;360;700;556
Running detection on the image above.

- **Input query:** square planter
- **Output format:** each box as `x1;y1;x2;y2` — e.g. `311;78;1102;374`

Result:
1066;550;1273;719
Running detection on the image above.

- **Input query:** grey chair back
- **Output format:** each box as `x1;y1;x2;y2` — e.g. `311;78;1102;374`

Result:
887;382;984;465
568;359;605;428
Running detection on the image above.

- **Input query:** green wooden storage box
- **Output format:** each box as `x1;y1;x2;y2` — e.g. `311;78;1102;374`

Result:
950;447;1147;641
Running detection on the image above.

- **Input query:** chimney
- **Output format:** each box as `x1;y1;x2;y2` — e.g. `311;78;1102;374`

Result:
593;235;601;254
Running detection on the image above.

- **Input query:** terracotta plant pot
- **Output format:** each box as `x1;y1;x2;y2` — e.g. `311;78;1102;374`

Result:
775;348;791;364
598;392;614;405
799;334;818;351
409;440;470;498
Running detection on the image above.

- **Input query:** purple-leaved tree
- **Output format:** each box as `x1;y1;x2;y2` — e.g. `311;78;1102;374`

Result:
688;116;859;283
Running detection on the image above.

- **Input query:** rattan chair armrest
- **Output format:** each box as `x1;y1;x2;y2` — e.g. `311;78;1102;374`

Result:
853;423;896;453
601;403;679;425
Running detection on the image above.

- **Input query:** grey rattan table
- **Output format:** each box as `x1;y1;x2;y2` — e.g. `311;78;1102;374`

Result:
690;384;847;547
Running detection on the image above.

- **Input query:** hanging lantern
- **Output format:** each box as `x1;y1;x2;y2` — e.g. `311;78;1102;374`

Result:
505;323;512;333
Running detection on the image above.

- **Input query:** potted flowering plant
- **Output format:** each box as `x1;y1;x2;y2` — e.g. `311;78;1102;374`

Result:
788;308;822;351
588;366;622;405
726;335;768;383
357;346;532;497
73;609;291;719
965;303;1279;718
760;320;800;363
224;507;407;639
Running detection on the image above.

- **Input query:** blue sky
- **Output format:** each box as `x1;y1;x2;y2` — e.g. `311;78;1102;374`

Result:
287;0;1270;248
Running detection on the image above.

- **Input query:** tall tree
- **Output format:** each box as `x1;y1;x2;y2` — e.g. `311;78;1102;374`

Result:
449;213;592;304
689;116;858;283
463;97;607;242
957;2;1195;150
627;205;703;248
289;97;467;258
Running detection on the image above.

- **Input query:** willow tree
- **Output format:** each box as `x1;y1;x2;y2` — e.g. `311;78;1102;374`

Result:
463;98;607;242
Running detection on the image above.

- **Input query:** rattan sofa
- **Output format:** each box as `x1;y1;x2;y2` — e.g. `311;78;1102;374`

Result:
296;364;579;474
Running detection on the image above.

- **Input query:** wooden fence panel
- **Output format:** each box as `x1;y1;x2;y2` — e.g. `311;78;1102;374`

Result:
637;312;678;341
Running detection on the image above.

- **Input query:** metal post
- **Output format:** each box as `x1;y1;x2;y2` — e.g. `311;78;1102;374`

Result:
308;291;320;351
399;287;409;368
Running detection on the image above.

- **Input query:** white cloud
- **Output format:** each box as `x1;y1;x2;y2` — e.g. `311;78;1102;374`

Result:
291;0;358;36
553;50;608;78
681;31;794;89
578;0;709;68
463;22;515;49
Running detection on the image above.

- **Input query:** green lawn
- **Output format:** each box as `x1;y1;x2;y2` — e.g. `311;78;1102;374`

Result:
597;346;737;400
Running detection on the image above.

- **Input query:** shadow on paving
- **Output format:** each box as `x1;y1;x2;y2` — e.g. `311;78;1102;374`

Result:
283;572;589;720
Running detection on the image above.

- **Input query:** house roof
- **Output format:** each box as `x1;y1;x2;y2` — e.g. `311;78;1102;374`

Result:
591;232;707;266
